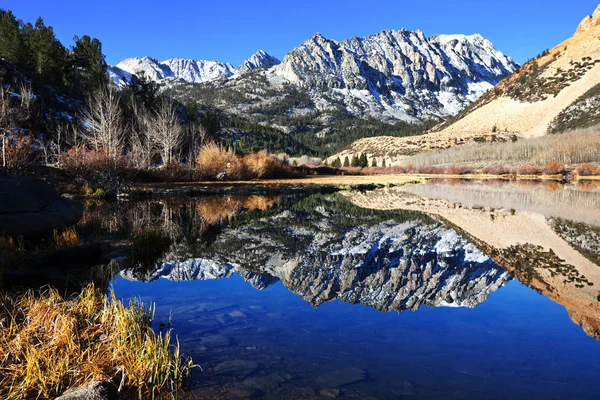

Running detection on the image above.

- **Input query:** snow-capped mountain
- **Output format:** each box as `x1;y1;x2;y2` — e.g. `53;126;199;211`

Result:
237;50;281;75
107;50;280;85
268;30;518;120
108;29;517;127
162;58;235;83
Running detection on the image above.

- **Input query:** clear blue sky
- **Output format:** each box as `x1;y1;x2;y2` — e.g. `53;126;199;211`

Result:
4;0;599;66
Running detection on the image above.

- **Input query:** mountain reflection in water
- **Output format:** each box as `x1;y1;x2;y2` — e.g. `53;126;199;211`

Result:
9;182;599;399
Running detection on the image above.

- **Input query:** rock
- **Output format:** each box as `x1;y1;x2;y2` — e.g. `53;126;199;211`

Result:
229;311;246;318
0;174;83;236
213;360;259;377
199;335;231;347
319;388;340;398
315;368;366;388
228;386;263;398
242;373;286;392
56;381;118;400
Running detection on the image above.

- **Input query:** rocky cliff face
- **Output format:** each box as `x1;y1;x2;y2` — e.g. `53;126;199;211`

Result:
576;5;600;34
120;197;511;313
272;30;517;120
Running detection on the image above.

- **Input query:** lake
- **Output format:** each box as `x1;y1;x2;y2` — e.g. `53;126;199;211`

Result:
5;180;600;399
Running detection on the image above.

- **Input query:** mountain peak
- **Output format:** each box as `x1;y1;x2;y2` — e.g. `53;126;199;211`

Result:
576;4;600;34
237;50;281;75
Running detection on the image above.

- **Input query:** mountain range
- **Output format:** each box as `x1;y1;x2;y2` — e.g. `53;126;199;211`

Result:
107;49;281;84
108;29;517;124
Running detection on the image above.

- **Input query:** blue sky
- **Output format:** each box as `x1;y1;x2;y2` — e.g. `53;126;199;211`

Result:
5;0;599;66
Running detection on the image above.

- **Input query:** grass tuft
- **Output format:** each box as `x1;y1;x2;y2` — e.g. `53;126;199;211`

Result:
130;228;172;267
0;285;194;399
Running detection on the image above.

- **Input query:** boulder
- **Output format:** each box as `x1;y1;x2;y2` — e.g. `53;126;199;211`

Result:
56;381;118;400
0;174;83;236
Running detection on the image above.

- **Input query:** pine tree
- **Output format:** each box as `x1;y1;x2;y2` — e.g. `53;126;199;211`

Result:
332;157;341;168
71;35;107;95
359;153;368;168
371;158;377;167
24;18;67;85
351;154;359;167
343;156;350;167
0;10;29;69
382;159;387;168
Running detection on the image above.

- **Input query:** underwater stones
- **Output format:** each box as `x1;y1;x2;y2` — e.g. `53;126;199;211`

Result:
319;388;340;398
213;360;259;377
229;310;247;318
199;334;231;347
315;367;366;388
228;386;263;398
241;373;286;392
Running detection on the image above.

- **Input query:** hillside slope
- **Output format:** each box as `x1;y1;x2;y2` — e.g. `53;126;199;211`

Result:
331;5;600;165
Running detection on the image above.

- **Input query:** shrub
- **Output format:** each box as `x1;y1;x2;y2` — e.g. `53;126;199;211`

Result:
576;163;600;176
543;162;565;175
4;134;38;170
242;150;288;179
516;165;543;175
60;145;129;175
195;142;242;179
416;165;444;174
445;165;474;175
482;165;510;175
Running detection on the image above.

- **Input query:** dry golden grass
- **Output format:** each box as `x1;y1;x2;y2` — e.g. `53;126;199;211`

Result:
0;285;194;399
402;126;600;168
53;227;81;247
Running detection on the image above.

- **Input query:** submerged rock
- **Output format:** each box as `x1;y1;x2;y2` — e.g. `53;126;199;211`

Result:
228;385;263;398
242;373;286;392
315;368;366;388
319;388;340;398
213;360;259;377
199;335;231;347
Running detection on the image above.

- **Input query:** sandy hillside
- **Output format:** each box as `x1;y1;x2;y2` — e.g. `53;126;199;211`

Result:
329;5;600;166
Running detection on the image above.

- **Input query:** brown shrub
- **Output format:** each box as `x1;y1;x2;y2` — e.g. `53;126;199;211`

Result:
416;165;444;174
543;162;565;175
242;151;289;179
516;165;543;175
575;163;600;176
60;146;129;175
445;165;474;175
195;143;242;179
4;135;38;170
481;165;510;175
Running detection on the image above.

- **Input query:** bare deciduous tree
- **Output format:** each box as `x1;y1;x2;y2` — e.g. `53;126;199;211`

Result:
0;82;34;168
130;102;156;169
82;85;125;159
150;99;183;166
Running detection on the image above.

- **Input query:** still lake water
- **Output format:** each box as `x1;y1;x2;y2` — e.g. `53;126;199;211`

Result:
9;180;600;399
